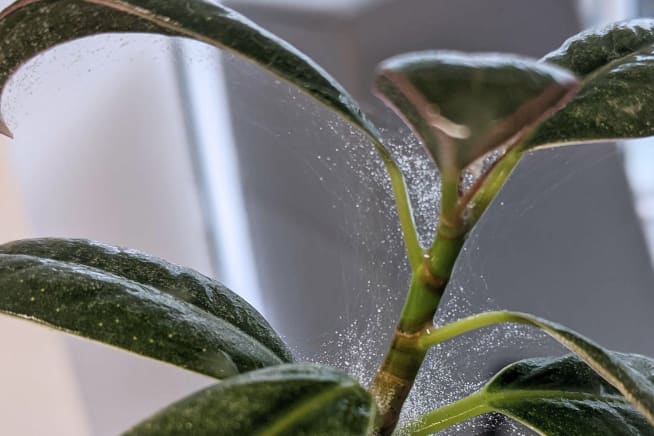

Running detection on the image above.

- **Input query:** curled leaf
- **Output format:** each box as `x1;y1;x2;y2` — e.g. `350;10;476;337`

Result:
374;51;578;178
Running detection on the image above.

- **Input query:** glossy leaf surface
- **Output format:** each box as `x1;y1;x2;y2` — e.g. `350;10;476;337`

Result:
374;51;578;177
0;0;379;143
0;238;291;378
0;238;292;362
529;19;654;147
485;354;654;435
126;364;375;436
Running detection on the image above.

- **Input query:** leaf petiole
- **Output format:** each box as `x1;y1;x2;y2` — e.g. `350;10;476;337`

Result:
416;311;528;351
463;146;524;231
404;390;492;436
369;137;423;272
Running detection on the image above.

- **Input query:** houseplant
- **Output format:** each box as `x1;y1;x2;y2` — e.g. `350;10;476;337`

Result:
0;0;654;434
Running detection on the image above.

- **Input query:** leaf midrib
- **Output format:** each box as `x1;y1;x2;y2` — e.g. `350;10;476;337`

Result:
254;384;359;436
486;387;627;407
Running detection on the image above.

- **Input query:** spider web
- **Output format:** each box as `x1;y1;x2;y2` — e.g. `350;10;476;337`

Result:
2;35;636;435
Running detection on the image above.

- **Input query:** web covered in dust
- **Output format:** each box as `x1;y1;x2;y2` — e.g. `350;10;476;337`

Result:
2;36;602;435
210;53;564;435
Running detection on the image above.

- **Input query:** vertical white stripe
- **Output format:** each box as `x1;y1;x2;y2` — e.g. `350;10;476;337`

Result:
177;42;264;313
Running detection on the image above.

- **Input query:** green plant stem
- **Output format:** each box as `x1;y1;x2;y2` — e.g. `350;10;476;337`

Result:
368;328;428;436
370;137;423;271
465;146;524;230
416;311;531;351
370;176;465;435
399;175;464;333
407;390;492;436
396;225;464;334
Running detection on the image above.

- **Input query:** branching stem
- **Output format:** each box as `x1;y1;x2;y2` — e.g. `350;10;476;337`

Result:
370;176;465;435
367;130;525;434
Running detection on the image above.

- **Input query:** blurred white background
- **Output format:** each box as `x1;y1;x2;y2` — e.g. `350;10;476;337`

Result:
0;29;216;436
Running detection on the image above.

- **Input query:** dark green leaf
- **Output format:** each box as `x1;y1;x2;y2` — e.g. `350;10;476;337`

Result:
483;353;654;435
0;237;292;379
0;237;292;362
374;51;578;177
528;19;654;147
0;0;380;144
413;311;654;434
125;364;375;436
511;312;654;428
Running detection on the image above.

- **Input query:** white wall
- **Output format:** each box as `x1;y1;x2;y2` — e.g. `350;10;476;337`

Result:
0;139;91;436
1;35;217;435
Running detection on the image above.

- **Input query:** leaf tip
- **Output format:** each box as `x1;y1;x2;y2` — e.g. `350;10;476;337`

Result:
0;119;13;139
